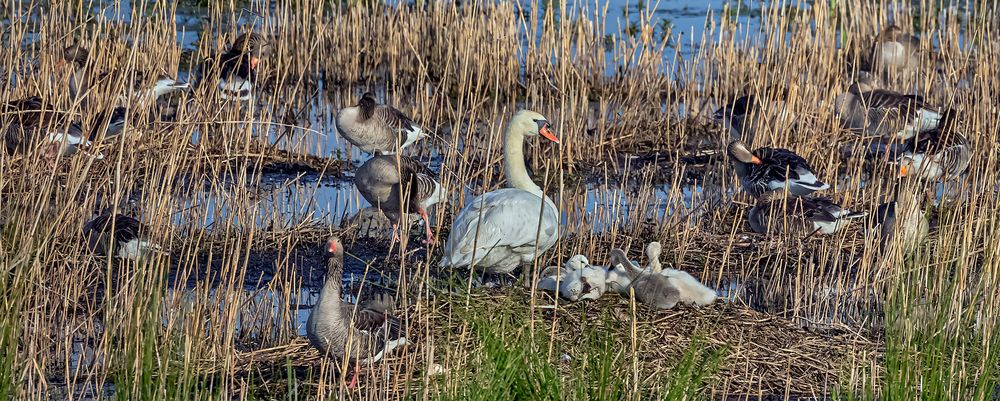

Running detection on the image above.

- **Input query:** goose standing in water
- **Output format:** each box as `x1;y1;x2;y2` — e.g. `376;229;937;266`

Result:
354;152;442;244
748;191;866;236
897;110;971;181
198;32;272;101
727;140;829;199
834;72;942;140
336;92;426;154
306;237;407;388
84;212;159;261
439;110;560;275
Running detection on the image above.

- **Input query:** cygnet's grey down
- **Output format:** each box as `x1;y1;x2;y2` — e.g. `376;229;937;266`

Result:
608;243;718;308
609;245;680;309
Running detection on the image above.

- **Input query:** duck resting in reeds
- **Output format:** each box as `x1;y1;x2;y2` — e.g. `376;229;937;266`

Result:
748;191;866;236
336;92;426;155
834;72;942;140
439;110;561;275
84;212;160;261
306;237;407;388
896;110;971;181
727;140;829;199
354;152;442;244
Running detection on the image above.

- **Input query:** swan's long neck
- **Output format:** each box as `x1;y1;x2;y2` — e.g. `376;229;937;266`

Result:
504;125;543;197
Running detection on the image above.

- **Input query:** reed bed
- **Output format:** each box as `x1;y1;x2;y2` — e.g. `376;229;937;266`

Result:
1;0;999;399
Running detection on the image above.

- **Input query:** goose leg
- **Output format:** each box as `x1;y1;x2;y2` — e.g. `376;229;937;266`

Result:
346;362;361;388
390;223;401;243
419;208;435;245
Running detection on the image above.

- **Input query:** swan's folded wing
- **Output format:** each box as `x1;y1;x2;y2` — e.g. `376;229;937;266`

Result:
442;188;558;267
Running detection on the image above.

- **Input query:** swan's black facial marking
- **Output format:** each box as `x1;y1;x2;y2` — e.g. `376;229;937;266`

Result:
534;119;548;130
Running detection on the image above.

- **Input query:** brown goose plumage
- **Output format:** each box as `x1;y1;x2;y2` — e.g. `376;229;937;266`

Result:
336;92;426;154
306;237;407;387
355;152;442;244
198;31;273;100
868;25;921;73
748;191;866;236
834;74;943;140
897;110;971;180
2;96;101;160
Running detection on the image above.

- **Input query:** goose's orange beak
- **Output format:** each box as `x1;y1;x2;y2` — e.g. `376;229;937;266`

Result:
327;240;338;253
539;125;559;143
899;165;909;177
751;155;762;165
250;56;260;69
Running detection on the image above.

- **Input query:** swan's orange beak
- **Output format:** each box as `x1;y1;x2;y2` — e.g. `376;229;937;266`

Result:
539;124;559;143
751;155;762;165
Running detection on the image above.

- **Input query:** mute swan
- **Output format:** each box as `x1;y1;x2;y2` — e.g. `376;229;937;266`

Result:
355;152;442;244
306;237;408;388
727;140;829;199
439;110;560;274
336;92;426;155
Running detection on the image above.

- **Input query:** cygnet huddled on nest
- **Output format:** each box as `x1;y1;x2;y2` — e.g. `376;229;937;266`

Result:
536;255;608;301
607;242;718;309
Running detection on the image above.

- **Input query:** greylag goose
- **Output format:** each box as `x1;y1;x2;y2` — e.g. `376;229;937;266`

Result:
713;91;790;145
748;191;866;236
2;96;103;160
84;212;158;261
537;255;606;301
59;44;90;102
872;179;930;254
354;152;442;244
834;72;942;140
727;140;829;199
439;110;560;274
897;110;971;180
336;92;426;154
198;32;272;100
868;25;920;74
306;237;407;387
